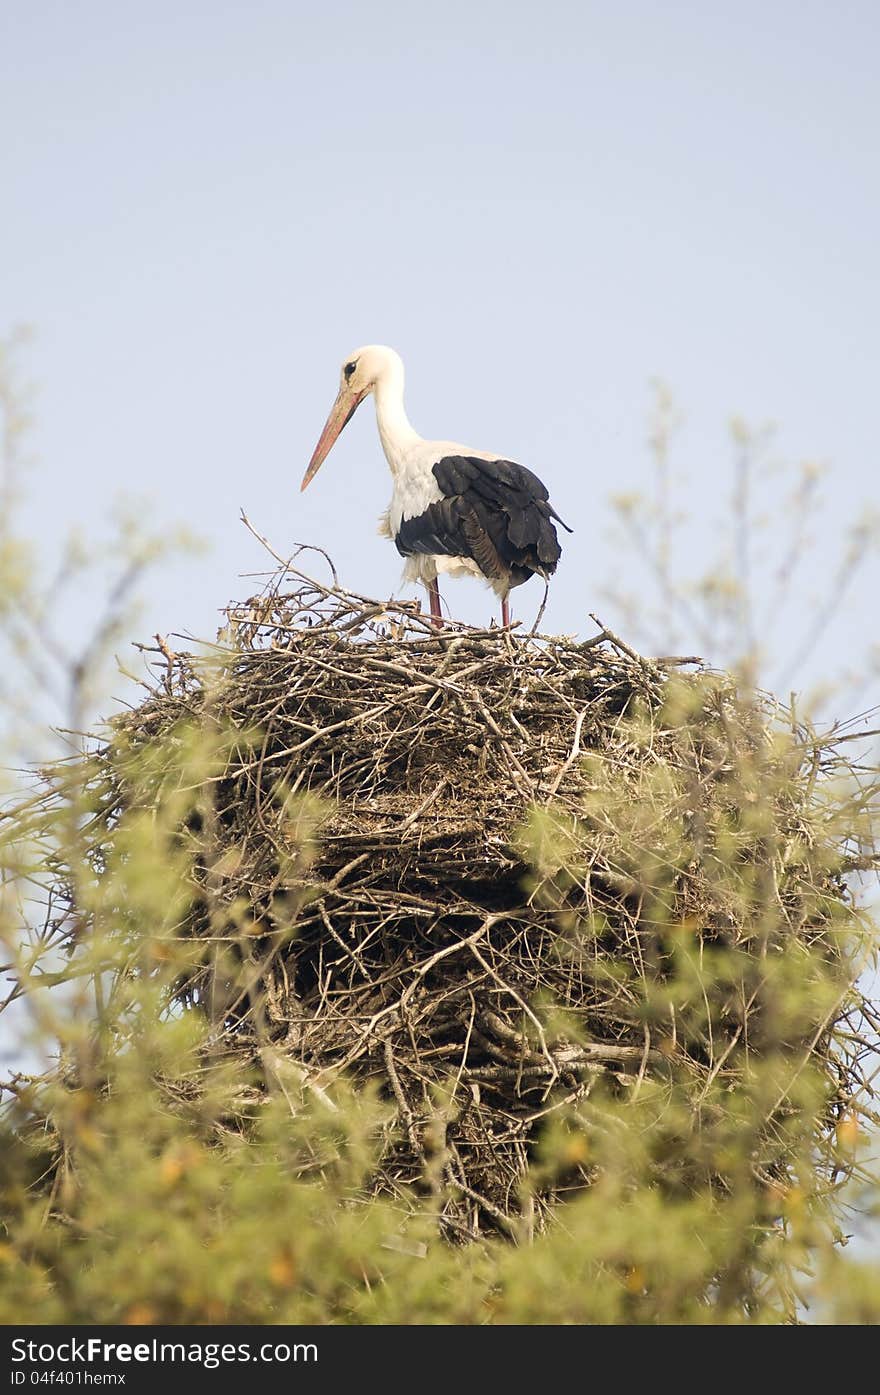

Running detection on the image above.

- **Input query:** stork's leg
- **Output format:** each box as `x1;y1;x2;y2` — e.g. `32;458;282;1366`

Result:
501;595;511;628
428;577;443;629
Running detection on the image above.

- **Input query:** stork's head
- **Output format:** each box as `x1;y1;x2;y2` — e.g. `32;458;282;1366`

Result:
301;345;403;491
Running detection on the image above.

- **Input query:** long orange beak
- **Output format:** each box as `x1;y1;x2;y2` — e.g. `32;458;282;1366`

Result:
300;385;367;491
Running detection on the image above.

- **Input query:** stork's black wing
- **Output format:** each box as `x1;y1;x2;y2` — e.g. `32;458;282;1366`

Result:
394;455;571;589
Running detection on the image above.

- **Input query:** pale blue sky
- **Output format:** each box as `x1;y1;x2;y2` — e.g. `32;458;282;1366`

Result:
2;0;879;708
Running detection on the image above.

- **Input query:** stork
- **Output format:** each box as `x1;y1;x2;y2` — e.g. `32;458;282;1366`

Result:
301;345;570;627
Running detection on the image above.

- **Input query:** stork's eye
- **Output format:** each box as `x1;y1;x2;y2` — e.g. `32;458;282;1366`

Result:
344;361;357;380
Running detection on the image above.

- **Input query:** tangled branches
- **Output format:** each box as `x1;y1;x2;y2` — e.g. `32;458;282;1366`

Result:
38;559;879;1241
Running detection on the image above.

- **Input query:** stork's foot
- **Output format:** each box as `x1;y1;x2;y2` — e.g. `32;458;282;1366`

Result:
501;597;511;628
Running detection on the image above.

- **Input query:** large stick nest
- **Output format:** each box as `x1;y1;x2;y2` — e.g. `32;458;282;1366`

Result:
77;561;876;1238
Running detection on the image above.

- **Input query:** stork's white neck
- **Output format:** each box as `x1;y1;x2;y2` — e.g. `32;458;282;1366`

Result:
373;362;421;474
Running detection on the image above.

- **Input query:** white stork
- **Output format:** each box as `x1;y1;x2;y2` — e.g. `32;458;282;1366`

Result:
301;345;570;627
